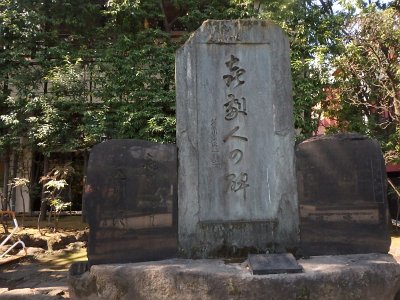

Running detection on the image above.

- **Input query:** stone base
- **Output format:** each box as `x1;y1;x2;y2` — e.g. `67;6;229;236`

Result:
69;254;400;300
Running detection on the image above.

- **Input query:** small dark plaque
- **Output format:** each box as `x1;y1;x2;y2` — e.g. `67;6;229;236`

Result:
84;139;177;265
296;133;391;256
248;253;302;275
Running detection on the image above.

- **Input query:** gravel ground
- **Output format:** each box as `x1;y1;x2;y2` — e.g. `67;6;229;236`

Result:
0;246;87;299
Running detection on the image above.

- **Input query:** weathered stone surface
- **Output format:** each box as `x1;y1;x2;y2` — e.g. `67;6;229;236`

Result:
17;234;47;249
84;139;178;265
0;288;67;299
296;133;391;256
176;19;299;258
248;253;302;275
0;245;18;256
48;234;78;251
69;254;400;300
17;247;45;256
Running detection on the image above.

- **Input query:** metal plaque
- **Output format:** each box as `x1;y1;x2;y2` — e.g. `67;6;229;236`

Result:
248;253;302;275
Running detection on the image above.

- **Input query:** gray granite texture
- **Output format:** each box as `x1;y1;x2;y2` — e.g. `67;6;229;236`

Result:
176;19;299;258
68;254;400;300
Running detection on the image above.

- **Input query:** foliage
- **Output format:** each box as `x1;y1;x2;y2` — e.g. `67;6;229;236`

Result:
331;7;400;160
39;163;74;231
278;1;345;137
0;0;337;149
0;0;399;162
42;178;71;231
0;0;101;153
10;177;29;189
95;29;177;142
9;177;29;226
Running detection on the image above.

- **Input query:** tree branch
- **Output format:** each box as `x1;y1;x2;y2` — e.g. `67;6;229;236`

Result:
318;0;333;15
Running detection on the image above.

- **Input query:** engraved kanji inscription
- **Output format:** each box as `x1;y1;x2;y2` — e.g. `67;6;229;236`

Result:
143;153;158;173
223;55;246;88
211;153;220;167
224;94;247;120
114;168;127;205
223;126;248;143
230;149;243;164
226;172;249;192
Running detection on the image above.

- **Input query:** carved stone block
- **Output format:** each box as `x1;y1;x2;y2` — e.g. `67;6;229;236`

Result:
296;134;391;255
84;139;177;265
176;20;299;257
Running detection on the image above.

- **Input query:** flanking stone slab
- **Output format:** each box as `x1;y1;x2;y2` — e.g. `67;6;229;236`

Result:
84;139;177;265
69;254;400;300
176;19;299;258
296;133;391;256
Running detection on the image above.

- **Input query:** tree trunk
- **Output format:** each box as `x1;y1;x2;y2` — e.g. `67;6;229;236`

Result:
2;151;10;210
81;150;89;222
29;152;39;216
393;95;400;121
20;188;26;227
39;156;49;221
11;150;18;211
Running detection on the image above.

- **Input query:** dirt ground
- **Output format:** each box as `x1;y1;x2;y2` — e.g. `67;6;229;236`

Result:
0;215;88;299
1;216;400;299
0;247;87;299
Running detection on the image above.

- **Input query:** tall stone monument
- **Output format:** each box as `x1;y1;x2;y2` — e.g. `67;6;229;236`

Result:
176;20;299;257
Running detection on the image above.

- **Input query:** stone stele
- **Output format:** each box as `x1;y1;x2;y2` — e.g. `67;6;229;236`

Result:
176;20;299;258
296;133;391;256
84;139;178;265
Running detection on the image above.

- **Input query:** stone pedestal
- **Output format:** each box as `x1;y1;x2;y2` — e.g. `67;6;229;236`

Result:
69;254;400;300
